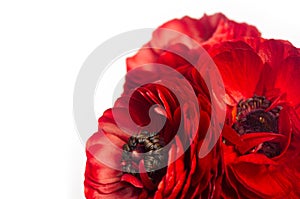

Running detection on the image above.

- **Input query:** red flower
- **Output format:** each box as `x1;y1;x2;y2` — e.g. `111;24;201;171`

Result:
85;13;254;199
84;13;300;199
208;38;300;198
120;13;263;198
85;73;219;198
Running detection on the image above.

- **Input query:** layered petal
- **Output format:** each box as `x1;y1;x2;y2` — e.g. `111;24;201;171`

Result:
212;45;264;104
84;131;140;199
217;38;300;199
127;13;260;72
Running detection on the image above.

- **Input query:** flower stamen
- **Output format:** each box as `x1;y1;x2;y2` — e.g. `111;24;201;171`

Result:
232;95;282;158
121;131;167;184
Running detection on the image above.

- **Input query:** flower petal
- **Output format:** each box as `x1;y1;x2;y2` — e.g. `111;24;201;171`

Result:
85;132;139;198
236;132;286;155
275;57;300;107
229;162;292;198
213;47;264;102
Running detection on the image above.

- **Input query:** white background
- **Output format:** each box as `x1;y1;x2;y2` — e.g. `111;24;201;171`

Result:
1;1;299;198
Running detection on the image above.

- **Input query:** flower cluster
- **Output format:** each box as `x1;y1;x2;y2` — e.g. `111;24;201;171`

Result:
84;13;300;198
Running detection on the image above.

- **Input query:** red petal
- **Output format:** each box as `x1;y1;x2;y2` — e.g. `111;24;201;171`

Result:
85;132;139;199
167;171;187;199
138;189;148;199
139;160;157;191
275;57;300;107
84;185;139;199
213;48;264;101
155;178;165;199
98;108;134;141
179;154;197;199
174;136;185;173
254;39;300;96
274;108;292;159
157;44;191;68
85;132;123;183
127;13;260;71
258;39;299;68
236;153;277;165
204;16;260;46
126;45;158;71
162;144;176;196
222;125;243;146
207;40;253;58
236;132;286;155
121;174;143;189
153;190;164;199
229;163;292;197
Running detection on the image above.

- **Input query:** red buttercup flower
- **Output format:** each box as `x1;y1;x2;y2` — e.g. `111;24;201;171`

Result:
208;38;300;198
84;12;300;199
84;70;220;198
119;13;263;198
85;13;256;199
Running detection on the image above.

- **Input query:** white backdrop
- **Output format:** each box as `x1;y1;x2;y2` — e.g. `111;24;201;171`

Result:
1;1;299;198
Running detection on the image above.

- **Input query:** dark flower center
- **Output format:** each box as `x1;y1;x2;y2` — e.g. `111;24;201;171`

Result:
232;96;282;158
121;131;167;184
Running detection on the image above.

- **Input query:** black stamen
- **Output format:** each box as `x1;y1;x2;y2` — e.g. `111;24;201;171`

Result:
231;95;282;158
121;131;167;183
